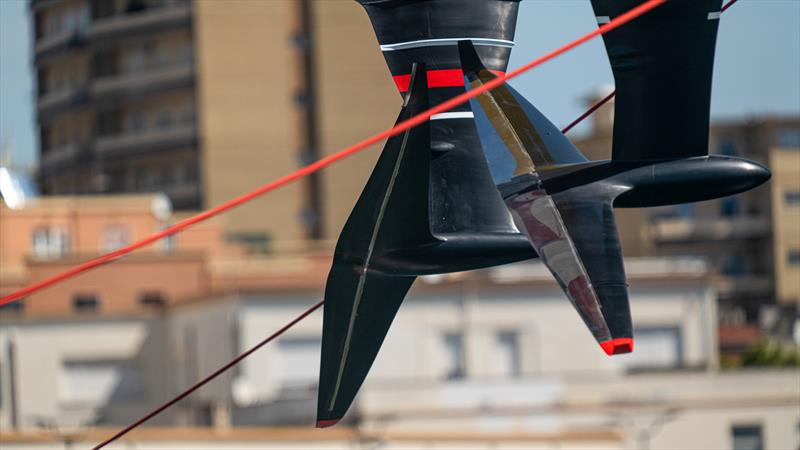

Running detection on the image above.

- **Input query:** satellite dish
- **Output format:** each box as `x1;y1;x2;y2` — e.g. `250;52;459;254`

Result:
151;193;172;221
0;166;38;210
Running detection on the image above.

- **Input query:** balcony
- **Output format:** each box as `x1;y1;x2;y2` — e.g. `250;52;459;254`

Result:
93;124;196;160
161;183;201;210
34;28;88;61
89;2;191;42
30;0;60;12
90;64;194;104
39;143;92;174
651;216;771;243
37;86;89;121
715;274;773;300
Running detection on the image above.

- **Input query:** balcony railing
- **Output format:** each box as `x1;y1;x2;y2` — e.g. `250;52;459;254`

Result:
90;64;194;102
37;86;89;121
93;124;196;159
651;216;771;243
89;2;191;41
715;274;773;299
39;142;91;174
160;183;201;209
30;0;60;12
34;28;88;60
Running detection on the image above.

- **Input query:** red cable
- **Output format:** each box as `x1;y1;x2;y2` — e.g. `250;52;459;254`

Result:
0;0;666;307
561;89;616;134
722;0;739;12
91;300;324;450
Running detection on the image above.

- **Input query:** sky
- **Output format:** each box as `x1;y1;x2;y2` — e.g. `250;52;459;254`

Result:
1;0;799;170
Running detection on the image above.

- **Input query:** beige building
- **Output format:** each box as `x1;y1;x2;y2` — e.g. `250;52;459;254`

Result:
32;0;397;250
769;146;800;304
2;256;799;449
0;192;246;316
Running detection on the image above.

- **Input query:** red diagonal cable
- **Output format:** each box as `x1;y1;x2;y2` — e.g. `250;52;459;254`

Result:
561;0;740;134
0;0;666;306
722;0;739;12
91;300;324;450
561;89;617;134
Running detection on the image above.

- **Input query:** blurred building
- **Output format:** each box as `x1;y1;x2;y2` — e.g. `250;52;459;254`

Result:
31;0;397;250
0;191;339;316
574;90;800;354
2;257;799;449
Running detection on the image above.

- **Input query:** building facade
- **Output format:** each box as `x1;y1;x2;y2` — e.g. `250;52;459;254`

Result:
2;258;799;449
31;0;398;250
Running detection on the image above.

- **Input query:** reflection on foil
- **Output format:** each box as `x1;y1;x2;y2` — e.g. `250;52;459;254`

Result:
505;189;612;342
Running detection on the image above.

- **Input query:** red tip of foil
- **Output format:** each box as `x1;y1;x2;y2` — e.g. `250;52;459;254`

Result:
316;419;340;428
600;338;634;355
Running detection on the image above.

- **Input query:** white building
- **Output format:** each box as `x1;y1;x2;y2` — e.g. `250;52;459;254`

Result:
1;258;798;449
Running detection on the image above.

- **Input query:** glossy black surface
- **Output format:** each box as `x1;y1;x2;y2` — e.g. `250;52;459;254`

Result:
319;0;772;427
357;0;520;98
591;0;723;160
317;65;430;425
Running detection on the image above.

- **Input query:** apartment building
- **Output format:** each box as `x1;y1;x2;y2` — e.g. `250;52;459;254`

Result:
31;0;397;249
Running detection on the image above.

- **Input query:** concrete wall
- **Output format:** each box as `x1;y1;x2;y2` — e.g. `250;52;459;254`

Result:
193;0;303;245
0;317;175;430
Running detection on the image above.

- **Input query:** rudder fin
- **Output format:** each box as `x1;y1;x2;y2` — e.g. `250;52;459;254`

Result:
317;64;432;426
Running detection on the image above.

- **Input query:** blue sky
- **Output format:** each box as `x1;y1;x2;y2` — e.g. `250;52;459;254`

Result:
1;0;799;170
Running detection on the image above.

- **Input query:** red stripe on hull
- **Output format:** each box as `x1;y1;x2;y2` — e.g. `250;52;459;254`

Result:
393;69;505;92
599;337;634;355
316;419;340;428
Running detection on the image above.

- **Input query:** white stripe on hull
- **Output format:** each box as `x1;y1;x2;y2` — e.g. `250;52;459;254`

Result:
381;37;514;52
430;112;475;121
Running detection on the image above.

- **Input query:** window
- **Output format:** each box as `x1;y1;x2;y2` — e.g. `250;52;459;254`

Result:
620;327;682;370
494;331;521;378
723;255;747;276
96;110;122;135
156;107;172;129
129;110;146;131
93;50;119;78
127;0;148;14
673;203;695;218
442;332;465;380
777;128;800;148
60;359;144;407
721;196;741;217
160;166;176;188
0;299;24;314
31;226;70;258
717;137;738;156
101;225;131;252
784;191;800;206
180;102;196;126
73;294;100;313
175;39;193;64
227;232;270;254
139;292;166;308
125;48;146;72
184;161;199;183
134;167;155;191
732;425;763;450
787;250;800;266
277;337;321;387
